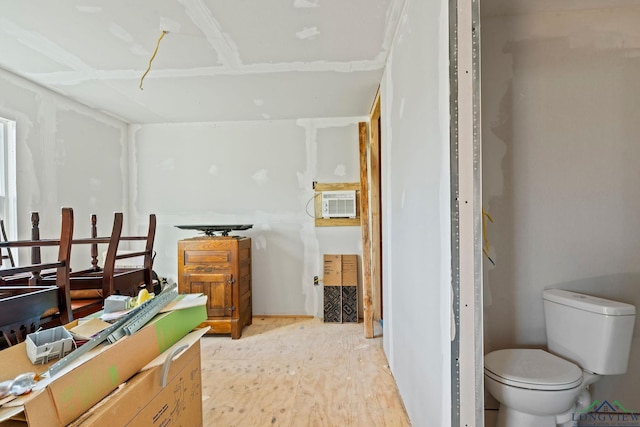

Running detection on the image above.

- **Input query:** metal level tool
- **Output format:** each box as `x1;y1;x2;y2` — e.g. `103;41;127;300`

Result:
107;284;178;343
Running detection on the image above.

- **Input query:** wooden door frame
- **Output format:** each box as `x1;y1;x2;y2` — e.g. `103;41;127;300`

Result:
361;89;382;339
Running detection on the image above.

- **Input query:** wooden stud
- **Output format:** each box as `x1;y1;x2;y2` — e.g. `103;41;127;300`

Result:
359;122;374;339
369;92;383;322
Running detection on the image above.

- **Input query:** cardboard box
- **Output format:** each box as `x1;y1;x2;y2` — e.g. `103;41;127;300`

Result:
0;301;207;427
323;254;357;286
341;255;357;286
323;255;358;323
323;254;342;286
69;329;206;426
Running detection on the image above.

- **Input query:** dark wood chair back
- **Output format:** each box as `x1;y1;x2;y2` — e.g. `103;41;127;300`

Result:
37;212;157;318
0;207;74;343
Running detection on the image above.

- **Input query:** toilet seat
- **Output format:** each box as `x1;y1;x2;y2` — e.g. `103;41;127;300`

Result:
485;349;583;391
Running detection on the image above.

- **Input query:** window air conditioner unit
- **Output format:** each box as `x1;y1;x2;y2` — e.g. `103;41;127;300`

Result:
321;190;357;218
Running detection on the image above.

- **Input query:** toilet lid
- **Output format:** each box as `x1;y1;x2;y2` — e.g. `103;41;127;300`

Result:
484;349;583;391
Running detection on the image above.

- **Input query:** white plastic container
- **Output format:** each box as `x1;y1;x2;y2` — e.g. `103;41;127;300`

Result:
26;326;74;364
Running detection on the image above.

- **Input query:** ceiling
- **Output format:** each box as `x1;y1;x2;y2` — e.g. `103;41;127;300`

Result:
0;0;401;124
4;1;631;125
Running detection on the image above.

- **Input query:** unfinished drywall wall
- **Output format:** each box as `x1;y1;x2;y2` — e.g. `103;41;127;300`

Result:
304;118;364;317
129;118;362;316
0;68;128;269
482;6;640;408
380;0;451;425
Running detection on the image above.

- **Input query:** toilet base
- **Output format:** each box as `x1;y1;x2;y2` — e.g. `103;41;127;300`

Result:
496;405;559;427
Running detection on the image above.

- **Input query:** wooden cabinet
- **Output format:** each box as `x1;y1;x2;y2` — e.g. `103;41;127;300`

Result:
178;236;252;339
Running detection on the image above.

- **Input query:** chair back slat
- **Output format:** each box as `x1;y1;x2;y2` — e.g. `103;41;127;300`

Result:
1;219;15;268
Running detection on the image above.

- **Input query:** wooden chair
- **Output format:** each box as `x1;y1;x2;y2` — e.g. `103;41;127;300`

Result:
38;212;157;319
0;209;157;343
1;212;68;286
103;212;157;296
0;208;74;344
0;218;31;286
17;212;100;285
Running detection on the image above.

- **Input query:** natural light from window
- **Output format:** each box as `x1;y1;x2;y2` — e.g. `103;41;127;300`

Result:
0;117;17;245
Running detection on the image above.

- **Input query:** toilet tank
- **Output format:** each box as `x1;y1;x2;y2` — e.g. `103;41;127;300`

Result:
543;289;636;375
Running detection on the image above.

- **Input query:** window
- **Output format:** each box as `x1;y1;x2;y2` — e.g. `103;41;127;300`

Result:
0;117;17;244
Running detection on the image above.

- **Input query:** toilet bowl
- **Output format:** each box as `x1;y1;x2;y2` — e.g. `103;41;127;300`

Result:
485;289;636;427
484;349;584;427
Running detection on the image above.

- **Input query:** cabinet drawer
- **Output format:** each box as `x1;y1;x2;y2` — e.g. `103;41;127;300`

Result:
183;264;231;274
183;250;231;266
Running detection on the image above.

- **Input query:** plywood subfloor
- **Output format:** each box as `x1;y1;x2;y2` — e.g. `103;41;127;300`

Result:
200;317;411;426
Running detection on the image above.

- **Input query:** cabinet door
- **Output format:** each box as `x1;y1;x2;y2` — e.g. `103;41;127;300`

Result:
186;273;233;318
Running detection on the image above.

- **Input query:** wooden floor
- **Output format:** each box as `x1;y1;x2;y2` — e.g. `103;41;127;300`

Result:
200;317;411;426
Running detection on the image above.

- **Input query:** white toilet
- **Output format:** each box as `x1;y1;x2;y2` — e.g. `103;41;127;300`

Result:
484;289;636;427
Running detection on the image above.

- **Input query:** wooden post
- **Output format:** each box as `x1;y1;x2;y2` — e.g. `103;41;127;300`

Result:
369;94;382;322
90;214;100;271
29;212;41;285
359;121;374;338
